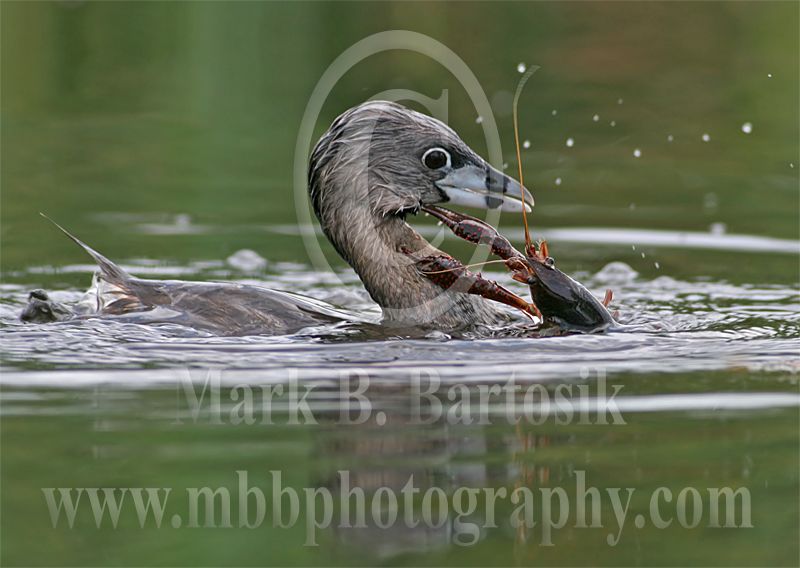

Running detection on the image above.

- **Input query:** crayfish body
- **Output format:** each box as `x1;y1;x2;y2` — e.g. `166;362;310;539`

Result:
512;246;616;333
415;205;616;334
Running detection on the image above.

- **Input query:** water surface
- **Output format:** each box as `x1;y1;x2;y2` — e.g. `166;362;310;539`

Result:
2;1;799;566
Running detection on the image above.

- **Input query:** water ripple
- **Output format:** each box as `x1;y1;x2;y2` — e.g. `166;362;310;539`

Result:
1;262;798;387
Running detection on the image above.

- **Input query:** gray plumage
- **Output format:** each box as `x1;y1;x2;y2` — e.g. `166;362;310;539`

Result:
27;216;346;335
23;101;531;335
309;101;515;330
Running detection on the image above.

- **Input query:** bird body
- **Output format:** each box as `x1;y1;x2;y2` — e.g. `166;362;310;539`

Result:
22;218;348;335
23;101;533;335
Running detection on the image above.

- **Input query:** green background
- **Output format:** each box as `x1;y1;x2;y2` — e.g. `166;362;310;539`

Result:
1;2;798;566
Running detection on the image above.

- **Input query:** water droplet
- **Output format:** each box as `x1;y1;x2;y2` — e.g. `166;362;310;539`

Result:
702;133;711;142
654;262;660;269
594;261;639;284
629;203;636;211
709;222;727;236
767;73;773;78
633;148;642;158
592;114;600;122
704;192;719;210
502;162;509;170
610;120;616;127
227;249;267;272
791;163;796;169
565;137;574;148
523;139;531;149
617;98;624;105
475;116;483;124
667;134;674;142
741;122;753;134
555;177;562;186
640;252;646;259
551;109;558;116
517;62;526;73
631;245;636;251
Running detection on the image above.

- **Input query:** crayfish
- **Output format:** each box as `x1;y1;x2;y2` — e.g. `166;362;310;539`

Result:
415;205;616;333
408;67;616;334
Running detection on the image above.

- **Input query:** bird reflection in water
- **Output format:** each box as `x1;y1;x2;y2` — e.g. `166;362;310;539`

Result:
308;382;559;561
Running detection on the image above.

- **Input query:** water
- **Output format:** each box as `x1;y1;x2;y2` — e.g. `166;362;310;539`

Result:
2;1;799;566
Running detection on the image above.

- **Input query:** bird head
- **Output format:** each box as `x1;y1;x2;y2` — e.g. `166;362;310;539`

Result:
309;101;533;221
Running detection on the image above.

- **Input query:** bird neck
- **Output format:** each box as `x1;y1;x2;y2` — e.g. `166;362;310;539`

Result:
321;201;431;306
317;200;505;329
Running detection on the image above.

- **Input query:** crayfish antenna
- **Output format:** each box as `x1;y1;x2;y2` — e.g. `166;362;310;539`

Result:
512;66;539;256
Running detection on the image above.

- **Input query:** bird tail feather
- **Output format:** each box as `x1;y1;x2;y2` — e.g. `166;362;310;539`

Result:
40;213;131;285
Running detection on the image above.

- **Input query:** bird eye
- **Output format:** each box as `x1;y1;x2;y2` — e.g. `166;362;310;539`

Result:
422;147;451;170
